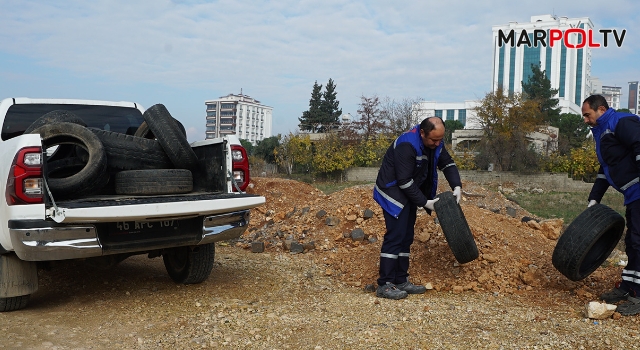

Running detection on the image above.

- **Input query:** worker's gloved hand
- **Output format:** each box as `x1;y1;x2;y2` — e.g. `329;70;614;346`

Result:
588;199;597;208
424;198;440;211
453;186;461;204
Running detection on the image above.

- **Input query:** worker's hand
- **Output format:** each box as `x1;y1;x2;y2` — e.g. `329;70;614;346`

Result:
588;199;597;208
424;198;440;211
453;186;461;204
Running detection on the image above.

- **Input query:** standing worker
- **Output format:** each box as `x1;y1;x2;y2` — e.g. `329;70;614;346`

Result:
582;94;640;316
373;117;462;299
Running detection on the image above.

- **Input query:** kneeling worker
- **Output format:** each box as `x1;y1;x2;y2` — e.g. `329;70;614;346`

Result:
373;117;462;299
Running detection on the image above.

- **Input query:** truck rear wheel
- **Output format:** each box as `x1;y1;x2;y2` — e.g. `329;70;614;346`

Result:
0;295;30;312
163;244;215;284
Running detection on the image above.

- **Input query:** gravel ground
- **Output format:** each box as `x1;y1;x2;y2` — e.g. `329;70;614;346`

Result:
2;246;640;349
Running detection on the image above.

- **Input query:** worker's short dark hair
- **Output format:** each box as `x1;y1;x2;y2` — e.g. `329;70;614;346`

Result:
420;117;440;134
583;95;610;111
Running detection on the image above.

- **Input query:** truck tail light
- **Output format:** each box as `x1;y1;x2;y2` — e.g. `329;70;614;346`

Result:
230;144;250;192
6;147;44;205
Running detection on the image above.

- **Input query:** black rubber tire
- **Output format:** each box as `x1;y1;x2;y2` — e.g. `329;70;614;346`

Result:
163;244;215;284
552;204;625;281
134;119;187;139
0;295;30;312
24;110;87;134
46;157;87;179
434;191;479;264
25;110;87;162
114;169;193;195
142;104;198;170
30;122;108;197
88;128;172;170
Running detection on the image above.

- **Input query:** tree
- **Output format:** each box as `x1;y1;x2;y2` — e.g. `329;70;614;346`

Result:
299;79;342;132
299;81;324;132
275;133;313;175
617;108;631;113
521;63;560;124
254;135;280;163
320;78;342;130
311;133;354;179
553;113;590;155
379;97;425;136
352;95;386;141
444;120;465;144
239;139;254;156
474;88;541;171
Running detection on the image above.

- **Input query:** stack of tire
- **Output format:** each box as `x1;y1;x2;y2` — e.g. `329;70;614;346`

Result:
28;104;199;199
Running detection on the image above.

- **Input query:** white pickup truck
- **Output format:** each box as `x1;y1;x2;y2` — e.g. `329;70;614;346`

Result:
0;97;265;311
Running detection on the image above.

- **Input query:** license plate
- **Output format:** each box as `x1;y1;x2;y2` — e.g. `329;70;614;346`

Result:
110;220;179;236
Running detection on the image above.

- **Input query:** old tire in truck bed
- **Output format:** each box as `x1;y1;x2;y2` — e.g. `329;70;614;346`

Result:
142;104;198;170
30;122;109;198
163;244;215;284
134;119;187;139
552;204;625;281
25;110;87;162
114;169;193;195
434;191;479;264
88;128;172;170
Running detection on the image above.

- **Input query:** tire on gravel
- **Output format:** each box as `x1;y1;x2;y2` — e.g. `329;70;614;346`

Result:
552;204;625;281
141;104;198;170
30;122;108;198
25;110;87;162
134;119;187;139
434;191;479;264
0;295;30;312
88;128;172;170
114;169;193;195
163;244;215;284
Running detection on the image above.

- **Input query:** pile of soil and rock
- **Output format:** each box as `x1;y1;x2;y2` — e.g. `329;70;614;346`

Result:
242;177;626;303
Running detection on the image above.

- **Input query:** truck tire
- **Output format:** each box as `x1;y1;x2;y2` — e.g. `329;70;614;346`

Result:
24;110;87;134
25;110;87;162
114;169;193;195
30;122;108;198
552;204;625;281
0;295;30;312
163;244;215;284
134;119;187;139
434;191;479;264
142;104;198;170
88;128;172;170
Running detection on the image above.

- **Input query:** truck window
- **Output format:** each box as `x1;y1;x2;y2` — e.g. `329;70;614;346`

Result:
1;104;145;141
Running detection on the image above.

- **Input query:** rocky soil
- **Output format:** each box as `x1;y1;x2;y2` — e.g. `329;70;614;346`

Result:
1;177;640;349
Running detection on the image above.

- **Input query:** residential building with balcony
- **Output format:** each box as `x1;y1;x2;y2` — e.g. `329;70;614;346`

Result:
204;93;273;144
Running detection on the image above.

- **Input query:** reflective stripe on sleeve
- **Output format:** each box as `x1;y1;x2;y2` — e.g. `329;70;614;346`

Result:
381;253;398;259
621;177;639;191
399;179;414;189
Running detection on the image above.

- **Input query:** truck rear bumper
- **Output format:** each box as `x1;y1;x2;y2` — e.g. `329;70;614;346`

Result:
8;210;250;261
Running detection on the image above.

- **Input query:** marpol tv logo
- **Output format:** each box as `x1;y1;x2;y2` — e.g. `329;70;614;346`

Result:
498;22;626;48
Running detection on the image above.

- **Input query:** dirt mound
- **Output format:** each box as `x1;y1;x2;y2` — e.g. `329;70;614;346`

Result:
243;177;623;302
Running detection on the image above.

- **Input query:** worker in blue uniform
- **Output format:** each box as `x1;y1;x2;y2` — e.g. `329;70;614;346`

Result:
373;117;462;299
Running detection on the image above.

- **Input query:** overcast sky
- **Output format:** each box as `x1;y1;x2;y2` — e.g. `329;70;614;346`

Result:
1;1;638;142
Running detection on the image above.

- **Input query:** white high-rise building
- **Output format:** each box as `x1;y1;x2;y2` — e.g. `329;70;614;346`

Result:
204;93;273;144
492;15;593;114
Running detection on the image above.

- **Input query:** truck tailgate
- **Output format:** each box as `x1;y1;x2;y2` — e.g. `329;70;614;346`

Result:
47;193;265;223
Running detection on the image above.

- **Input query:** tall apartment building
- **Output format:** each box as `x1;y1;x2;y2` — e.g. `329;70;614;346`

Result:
591;78;623;110
492;14;593;114
629;81;639;114
204;93;273;144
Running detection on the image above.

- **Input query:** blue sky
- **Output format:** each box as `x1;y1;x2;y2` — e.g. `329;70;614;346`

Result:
1;1;638;142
